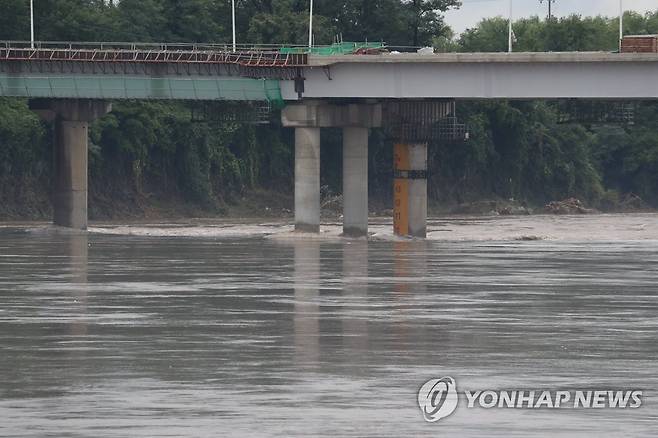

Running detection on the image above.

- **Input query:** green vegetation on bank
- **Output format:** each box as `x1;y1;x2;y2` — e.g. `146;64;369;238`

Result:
1;1;658;219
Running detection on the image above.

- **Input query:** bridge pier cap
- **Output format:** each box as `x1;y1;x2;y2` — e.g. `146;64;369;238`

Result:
281;101;382;129
30;99;112;123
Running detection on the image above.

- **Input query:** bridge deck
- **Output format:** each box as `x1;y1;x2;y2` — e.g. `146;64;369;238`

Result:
0;41;300;102
308;51;658;66
282;51;658;100
3;42;658;102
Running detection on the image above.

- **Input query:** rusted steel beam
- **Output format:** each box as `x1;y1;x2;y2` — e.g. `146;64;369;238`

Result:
0;47;307;68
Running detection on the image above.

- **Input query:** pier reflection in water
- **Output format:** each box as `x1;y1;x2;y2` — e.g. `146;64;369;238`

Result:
342;241;369;360
0;226;656;436
68;233;89;337
294;241;320;368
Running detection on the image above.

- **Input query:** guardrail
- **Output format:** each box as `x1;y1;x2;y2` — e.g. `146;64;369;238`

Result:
0;40;408;56
0;42;309;68
1;40;312;52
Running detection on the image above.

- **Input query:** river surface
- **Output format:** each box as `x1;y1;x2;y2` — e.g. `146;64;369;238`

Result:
0;214;657;437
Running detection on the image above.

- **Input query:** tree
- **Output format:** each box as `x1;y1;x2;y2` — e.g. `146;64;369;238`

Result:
403;0;460;46
30;0;119;42
247;0;334;45
459;17;509;52
0;0;30;40
159;0;225;42
116;0;168;42
315;0;409;45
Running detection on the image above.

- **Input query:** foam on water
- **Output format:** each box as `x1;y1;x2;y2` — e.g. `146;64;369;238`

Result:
76;213;658;242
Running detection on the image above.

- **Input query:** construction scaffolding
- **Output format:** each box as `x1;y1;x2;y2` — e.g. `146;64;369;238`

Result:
0;41;307;80
383;100;468;142
556;100;637;125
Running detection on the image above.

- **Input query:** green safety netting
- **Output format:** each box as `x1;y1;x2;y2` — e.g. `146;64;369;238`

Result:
0;75;284;104
280;42;385;55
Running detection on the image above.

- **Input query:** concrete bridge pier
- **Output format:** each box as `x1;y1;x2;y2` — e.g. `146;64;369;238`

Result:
295;127;321;233
31;99;111;230
282;102;381;236
407;143;428;238
393;143;428;238
342;127;369;237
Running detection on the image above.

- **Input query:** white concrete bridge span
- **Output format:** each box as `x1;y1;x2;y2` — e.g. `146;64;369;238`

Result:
282;52;658;100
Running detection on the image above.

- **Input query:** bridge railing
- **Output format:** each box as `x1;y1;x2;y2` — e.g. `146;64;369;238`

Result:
1;40;403;55
1;40;312;53
0;41;311;69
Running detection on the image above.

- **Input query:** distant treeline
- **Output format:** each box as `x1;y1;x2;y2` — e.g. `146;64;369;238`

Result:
1;1;658;219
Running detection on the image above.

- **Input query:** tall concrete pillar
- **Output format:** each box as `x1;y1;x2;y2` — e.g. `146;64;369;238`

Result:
295;127;321;233
408;143;428;238
342;127;369;237
394;143;428;238
53;119;90;229
30;99;111;230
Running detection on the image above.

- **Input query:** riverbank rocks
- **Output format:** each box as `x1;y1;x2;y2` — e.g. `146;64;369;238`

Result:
600;192;651;213
451;200;532;216
544;198;596;215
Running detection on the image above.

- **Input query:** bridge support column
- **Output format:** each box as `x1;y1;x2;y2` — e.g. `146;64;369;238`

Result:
283;102;381;235
295;127;321;233
342;127;368;237
408;143;428;238
394;143;427;238
54;120;89;230
31;99;111;230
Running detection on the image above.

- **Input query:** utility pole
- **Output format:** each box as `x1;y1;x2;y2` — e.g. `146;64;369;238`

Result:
30;0;34;49
308;0;314;48
619;0;624;51
539;0;556;20
231;0;236;52
508;0;513;53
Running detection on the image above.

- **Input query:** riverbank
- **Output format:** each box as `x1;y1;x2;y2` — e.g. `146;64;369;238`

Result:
1;176;654;222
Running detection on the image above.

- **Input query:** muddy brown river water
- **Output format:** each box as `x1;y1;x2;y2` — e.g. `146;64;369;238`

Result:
0;214;656;436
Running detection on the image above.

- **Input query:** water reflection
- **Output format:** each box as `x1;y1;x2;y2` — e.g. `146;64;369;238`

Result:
68;233;89;337
393;240;427;296
391;240;429;358
342;242;369;358
293;241;320;368
0;227;656;436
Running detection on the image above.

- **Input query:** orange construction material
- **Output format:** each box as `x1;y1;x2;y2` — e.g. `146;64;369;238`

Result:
621;35;658;53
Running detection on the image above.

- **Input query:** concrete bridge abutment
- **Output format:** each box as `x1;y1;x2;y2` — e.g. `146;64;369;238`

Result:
30;99;111;230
